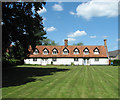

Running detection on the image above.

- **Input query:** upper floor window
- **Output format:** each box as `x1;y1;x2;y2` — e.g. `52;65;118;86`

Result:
83;48;89;55
95;58;99;61
63;48;69;55
73;48;80;54
43;48;49;55
33;58;37;61
33;49;39;54
52;48;58;55
93;48;100;54
74;58;78;61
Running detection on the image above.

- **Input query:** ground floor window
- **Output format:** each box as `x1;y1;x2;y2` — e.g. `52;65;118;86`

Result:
42;58;48;61
95;58;99;61
33;58;37;61
74;58;78;61
52;58;57;61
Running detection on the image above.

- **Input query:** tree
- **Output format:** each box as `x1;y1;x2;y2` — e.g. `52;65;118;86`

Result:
2;2;46;58
73;42;84;46
38;38;59;46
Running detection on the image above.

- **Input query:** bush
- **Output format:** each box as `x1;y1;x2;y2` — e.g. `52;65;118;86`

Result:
113;60;120;66
71;62;74;66
2;59;24;67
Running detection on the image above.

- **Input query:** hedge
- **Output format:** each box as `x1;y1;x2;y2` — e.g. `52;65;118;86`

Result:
113;60;120;66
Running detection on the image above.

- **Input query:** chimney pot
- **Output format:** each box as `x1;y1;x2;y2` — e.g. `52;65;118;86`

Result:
64;39;68;47
104;39;107;47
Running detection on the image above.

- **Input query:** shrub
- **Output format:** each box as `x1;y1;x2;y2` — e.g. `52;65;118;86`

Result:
71;62;74;66
113;60;120;66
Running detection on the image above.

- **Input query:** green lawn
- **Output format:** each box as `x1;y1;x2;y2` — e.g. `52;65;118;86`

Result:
2;65;119;98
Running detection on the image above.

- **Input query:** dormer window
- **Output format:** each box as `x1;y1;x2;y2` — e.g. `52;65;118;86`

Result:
94;48;100;54
73;48;80;54
83;48;89;55
43;48;49;55
63;48;69;55
33;48;39;54
52;48;58;55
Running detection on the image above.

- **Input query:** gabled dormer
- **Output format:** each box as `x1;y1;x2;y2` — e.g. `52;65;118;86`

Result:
52;48;58;55
43;48;49;55
63;48;69;55
33;48;39;54
93;47;100;54
83;47;89;55
73;48;80;54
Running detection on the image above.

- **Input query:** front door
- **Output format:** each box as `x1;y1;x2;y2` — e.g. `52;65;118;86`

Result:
42;58;48;65
83;58;89;65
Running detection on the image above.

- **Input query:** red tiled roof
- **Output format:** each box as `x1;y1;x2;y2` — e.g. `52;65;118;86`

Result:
29;45;108;58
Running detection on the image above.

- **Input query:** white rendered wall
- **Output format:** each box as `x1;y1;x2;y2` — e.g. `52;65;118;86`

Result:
89;58;109;65
24;58;109;65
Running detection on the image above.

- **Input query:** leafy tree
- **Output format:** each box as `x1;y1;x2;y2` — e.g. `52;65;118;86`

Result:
2;2;46;59
73;42;84;46
38;38;59;46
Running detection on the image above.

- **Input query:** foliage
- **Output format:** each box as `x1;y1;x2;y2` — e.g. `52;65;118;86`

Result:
37;38;59;46
2;2;46;59
113;60;120;66
72;42;84;46
71;62;75;66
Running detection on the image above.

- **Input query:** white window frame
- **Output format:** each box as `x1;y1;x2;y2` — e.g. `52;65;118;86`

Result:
74;58;78;61
43;49;49;55
95;58;99;61
84;48;89;55
52;49;58;55
33;49;39;54
52;58;57;61
63;48;69;55
33;58;37;61
94;48;100;54
74;48;79;54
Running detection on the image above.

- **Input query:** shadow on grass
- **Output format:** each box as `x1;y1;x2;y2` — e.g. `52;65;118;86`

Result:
2;66;70;87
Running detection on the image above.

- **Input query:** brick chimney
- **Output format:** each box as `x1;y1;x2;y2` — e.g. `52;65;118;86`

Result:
104;39;107;47
64;39;68;47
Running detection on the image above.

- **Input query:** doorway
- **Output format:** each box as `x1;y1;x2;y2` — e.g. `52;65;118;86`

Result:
83;58;90;65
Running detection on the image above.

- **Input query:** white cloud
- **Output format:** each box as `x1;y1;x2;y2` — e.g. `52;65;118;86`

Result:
69;11;75;15
71;0;118;20
68;30;87;38
89;35;96;38
67;38;76;42
37;7;47;14
103;36;108;38
52;4;63;11
46;27;56;32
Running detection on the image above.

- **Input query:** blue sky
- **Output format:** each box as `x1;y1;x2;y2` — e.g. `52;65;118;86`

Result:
37;1;118;51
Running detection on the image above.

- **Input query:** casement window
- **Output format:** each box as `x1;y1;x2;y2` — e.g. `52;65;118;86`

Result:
33;58;37;61
95;58;99;61
52;58;57;61
42;58;48;61
74;58;78;61
83;48;89;55
93;48;100;54
63;48;69;55
52;48;58;55
73;48;80;54
33;49;39;54
43;48;49;55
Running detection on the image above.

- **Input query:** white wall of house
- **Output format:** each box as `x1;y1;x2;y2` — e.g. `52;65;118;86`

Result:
89;58;109;65
24;57;109;65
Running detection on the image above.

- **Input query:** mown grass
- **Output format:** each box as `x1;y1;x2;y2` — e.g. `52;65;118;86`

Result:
2;65;119;98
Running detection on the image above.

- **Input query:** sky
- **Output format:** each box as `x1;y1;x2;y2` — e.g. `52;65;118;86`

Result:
36;0;119;51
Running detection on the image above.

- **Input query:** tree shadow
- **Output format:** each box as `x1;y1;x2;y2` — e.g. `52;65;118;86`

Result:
2;66;70;87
